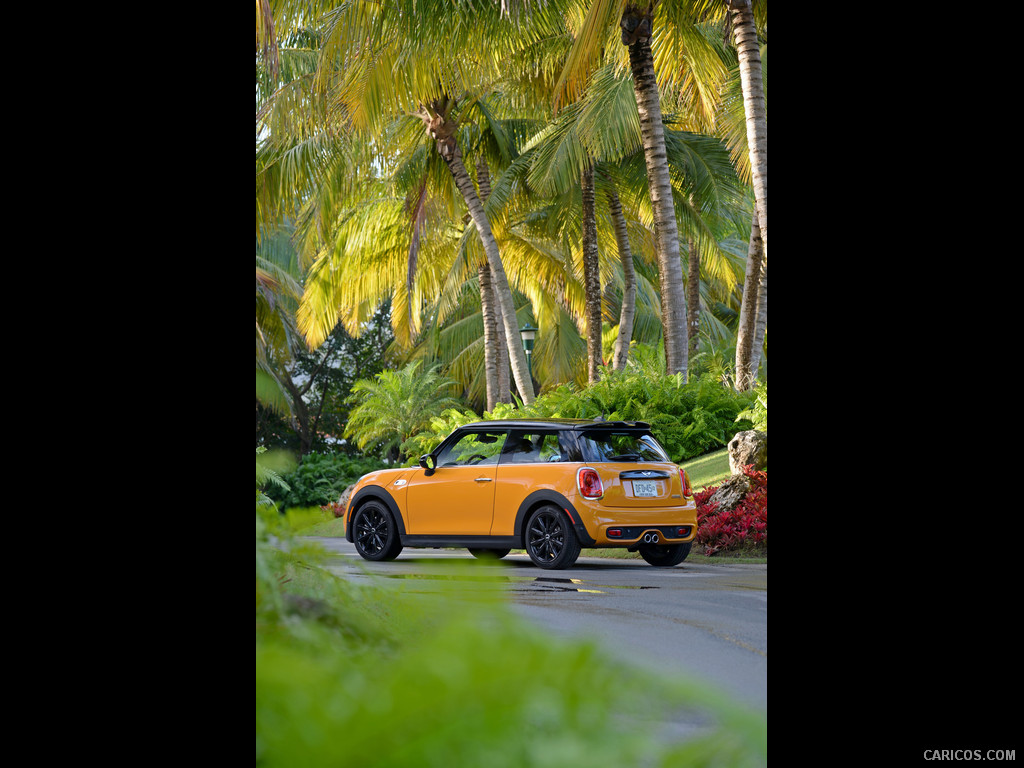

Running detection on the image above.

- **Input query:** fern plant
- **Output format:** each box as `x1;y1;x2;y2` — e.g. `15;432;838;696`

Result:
257;446;291;512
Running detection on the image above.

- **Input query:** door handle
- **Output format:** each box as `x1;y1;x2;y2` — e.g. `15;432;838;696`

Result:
474;477;493;482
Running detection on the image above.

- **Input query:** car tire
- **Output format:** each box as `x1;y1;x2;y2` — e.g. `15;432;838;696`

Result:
525;505;581;569
352;501;403;562
638;541;691;567
468;548;511;560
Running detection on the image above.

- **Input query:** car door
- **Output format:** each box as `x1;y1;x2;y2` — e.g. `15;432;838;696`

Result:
491;430;573;535
405;429;508;535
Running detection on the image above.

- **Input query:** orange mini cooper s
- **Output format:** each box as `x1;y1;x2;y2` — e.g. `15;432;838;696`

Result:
345;418;698;569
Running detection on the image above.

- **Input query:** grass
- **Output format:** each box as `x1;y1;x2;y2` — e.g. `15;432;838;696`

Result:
294;448;764;563
683;448;734;491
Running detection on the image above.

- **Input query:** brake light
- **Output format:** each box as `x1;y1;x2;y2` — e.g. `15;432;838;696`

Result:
577;467;604;499
680;468;693;498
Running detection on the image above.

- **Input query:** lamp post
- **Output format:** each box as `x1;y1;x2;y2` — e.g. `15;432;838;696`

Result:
519;322;537;383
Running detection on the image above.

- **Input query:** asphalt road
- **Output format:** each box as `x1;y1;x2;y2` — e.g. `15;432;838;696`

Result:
307;537;767;716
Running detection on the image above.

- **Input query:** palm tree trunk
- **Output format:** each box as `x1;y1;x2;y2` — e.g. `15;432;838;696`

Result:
425;108;534;402
735;210;763;390
478;262;501;410
475;158;511;409
581;163;602;384
727;0;767;265
622;7;688;380
749;257;767;376
608;185;635;371
686;237;700;360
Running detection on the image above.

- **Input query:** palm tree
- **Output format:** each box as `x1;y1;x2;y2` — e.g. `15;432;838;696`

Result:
474;157;512;409
554;0;769;388
256;222;304;419
257;0;758;400
345;361;463;462
620;4;689;379
528;58;744;377
735;209;763;389
555;1;711;379
721;0;767;390
606;182;636;371
725;0;767;267
414;95;536;402
258;0;567;403
580;162;603;383
749;254;767;376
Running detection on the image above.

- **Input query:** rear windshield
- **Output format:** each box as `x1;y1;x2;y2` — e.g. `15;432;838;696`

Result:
577;431;670;463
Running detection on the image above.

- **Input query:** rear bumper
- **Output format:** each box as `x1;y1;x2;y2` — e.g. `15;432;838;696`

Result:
574;498;699;546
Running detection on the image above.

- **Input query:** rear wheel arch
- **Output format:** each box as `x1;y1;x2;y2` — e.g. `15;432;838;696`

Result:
514;490;594;550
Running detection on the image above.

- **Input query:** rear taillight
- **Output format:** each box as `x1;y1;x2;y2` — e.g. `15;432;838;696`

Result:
577;467;604;499
680;468;693;497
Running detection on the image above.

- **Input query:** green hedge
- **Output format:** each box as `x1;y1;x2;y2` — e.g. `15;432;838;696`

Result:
406;371;755;465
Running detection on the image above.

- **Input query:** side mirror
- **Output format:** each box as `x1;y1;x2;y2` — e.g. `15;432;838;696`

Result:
419;454;436;475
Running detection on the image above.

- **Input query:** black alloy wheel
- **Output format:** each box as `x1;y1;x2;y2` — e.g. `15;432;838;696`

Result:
352;501;403;561
638;541;691;567
525;505;581;569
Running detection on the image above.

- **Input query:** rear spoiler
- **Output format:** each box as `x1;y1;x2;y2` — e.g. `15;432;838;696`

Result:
570;420;651;431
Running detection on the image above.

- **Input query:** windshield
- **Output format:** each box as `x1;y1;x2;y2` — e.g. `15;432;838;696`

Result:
578;431;670;462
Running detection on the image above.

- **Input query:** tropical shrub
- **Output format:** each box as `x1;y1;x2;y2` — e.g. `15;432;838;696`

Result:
539;370;755;462
345;360;466;461
694;465;767;556
266;452;386;510
400;407;484;462
403;372;753;464
736;380;766;431
397;347;757;466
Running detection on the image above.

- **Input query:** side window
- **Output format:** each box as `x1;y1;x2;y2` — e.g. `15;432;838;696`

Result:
436;431;507;467
502;431;566;464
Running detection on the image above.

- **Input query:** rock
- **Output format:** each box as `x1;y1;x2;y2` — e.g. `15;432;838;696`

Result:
707;473;754;514
335;484;356;516
728;430;767;475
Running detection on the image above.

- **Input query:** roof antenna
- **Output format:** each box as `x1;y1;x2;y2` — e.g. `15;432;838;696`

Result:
593;412;605;422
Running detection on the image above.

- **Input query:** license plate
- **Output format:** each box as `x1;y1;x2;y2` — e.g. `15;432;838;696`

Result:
633;480;658;497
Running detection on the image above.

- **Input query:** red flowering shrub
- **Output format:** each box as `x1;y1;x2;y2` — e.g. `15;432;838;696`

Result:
694;465;767;556
321;502;347;519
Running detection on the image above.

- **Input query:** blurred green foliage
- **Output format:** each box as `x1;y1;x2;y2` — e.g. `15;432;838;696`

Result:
256;516;767;767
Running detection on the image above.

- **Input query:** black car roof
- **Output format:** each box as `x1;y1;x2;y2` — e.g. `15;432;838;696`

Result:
459;418;652;431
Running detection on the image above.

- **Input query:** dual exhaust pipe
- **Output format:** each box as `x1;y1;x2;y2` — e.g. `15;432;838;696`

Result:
642;532;660;544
